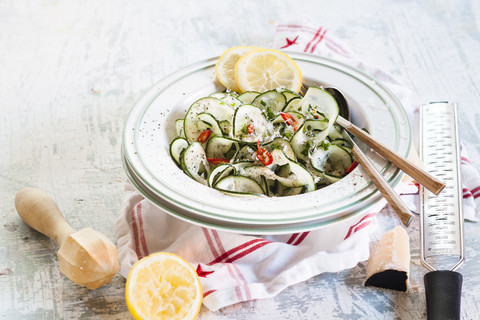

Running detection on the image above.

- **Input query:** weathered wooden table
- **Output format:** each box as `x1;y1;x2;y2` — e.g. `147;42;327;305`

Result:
1;0;479;319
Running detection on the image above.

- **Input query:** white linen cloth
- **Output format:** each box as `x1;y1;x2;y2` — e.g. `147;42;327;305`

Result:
115;21;480;312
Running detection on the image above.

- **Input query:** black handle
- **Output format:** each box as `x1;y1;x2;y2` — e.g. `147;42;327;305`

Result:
424;270;463;320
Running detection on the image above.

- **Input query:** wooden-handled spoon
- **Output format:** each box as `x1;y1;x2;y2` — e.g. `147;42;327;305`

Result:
347;137;414;226
326;87;445;195
14;187;119;290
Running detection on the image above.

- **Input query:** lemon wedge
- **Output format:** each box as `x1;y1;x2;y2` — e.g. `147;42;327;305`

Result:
215;46;262;93
235;49;302;93
125;252;203;320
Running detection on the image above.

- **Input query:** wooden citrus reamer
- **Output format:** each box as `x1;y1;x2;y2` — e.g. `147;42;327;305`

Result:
14;187;119;290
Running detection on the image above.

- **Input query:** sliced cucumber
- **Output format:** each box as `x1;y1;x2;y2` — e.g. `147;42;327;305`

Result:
330;138;353;153
283;97;302;112
260;175;270;196
310;144;353;177
234;145;256;162
271;111;304;126
233;104;273;143
181;142;210;185
218;120;231;135
327;124;344;140
169;137;189;167
215;175;265;195
299;86;339;121
172;86;355;197
175;119;186;138
209;92;243;108
239;164;302;195
297;87;339;143
324;173;342;184
209;92;227;99
239;165;292;191
274;163;291;177
239;164;275;180
237;91;260;105
207;163;236;187
197;112;223;137
281;89;301;102
265;137;296;161
205;136;240;161
290;119;330;162
252;90;287;113
271;149;315;192
282;186;307;196
237;164;270;193
184;97;234;142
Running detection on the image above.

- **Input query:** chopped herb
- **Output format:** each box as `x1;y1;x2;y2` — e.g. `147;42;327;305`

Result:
241;122;249;135
266;107;275;120
301;140;312;156
318;140;330;151
270;142;281;150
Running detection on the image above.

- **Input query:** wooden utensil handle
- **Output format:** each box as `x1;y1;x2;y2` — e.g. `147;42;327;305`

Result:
14;187;76;246
336;116;445;195
352;145;414;226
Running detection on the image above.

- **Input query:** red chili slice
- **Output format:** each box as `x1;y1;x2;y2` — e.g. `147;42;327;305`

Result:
197;129;212;143
207;158;230;165
345;160;358;174
280;112;296;125
256;140;273;166
280;112;298;131
247;124;255;134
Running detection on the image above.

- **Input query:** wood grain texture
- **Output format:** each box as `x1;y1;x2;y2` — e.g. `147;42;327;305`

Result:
1;0;479;319
14;188;76;246
350;144;414;227
337;116;445;195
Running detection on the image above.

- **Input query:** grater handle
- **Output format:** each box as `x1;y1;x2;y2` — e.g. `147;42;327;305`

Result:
336;116;445;194
424;270;463;320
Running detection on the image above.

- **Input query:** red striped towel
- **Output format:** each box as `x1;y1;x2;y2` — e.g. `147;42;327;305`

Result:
116;187;382;311
115;22;479;312
399;145;480;222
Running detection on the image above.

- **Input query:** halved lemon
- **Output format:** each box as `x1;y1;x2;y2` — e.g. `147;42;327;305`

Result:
235;49;302;93
215;46;262;92
125;252;202;320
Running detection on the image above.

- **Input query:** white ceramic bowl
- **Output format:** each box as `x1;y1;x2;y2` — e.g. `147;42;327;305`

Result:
122;52;411;247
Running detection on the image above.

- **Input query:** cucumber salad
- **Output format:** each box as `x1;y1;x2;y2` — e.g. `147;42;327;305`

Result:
169;86;357;197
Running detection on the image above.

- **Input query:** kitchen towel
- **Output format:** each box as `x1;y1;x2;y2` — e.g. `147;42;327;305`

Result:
116;21;480;312
117;182;384;311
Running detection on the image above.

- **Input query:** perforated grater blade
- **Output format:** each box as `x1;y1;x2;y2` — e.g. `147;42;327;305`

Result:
419;101;464;320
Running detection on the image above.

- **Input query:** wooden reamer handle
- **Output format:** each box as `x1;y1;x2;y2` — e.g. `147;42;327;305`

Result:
14;187;119;290
14;187;75;246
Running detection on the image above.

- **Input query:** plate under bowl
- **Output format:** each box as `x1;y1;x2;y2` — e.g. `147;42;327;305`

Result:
122;51;411;241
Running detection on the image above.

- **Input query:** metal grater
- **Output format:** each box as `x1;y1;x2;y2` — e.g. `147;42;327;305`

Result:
419;102;464;320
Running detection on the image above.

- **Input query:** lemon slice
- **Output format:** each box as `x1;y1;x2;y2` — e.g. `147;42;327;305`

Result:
215;46;262;92
235;49;302;93
125;252;203;320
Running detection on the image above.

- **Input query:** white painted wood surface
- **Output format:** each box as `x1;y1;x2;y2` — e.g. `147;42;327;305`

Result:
1;0;479;319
